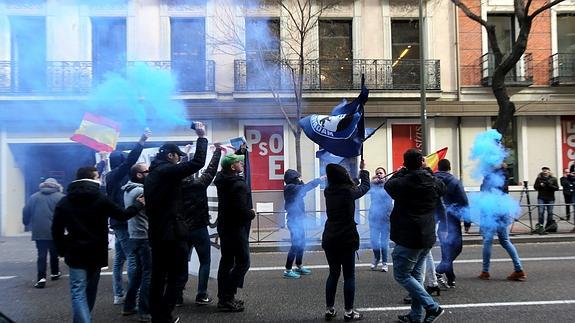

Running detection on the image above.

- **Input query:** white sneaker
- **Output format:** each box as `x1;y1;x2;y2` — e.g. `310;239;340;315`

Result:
114;295;125;305
370;260;378;271
381;264;389;272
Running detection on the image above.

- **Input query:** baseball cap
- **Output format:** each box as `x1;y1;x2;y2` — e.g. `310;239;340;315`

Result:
221;153;245;170
158;143;186;156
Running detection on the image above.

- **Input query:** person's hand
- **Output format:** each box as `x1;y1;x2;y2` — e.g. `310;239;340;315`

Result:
98;151;109;160
136;194;145;206
320;175;327;181
184;144;192;154
140;128;152;143
194;122;206;138
213;142;222;151
359;159;366;170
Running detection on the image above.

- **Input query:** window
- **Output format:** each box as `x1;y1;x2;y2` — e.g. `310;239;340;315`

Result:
171;18;206;92
245;18;280;90
558;14;575;53
319;20;353;89
486;14;518;81
91;17;126;82
391;19;420;89
9;16;46;92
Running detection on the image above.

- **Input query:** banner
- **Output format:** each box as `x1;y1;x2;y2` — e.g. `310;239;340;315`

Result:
391;124;423;170
71;112;120;152
244;125;285;190
561;116;575;171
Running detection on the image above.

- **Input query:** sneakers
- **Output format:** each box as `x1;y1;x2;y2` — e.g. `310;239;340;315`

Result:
507;270;527;281
195;294;213;305
436;273;449;288
447;280;456;288
138;314;151;322
34;278;46;288
50;272;62;281
370;260;378;271
294;266;312;275
344;310;363;321
217;299;244;312
478;271;490;280
398;314;416;323
533;224;547;235
324;308;337;321
424;306;444;323
113;295;125;305
381;263;389;272
283;269;301;279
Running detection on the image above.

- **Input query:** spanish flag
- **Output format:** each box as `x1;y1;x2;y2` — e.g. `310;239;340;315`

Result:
425;147;448;171
70;113;120;152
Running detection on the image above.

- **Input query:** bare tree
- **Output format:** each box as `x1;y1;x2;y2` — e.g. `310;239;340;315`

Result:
211;0;341;172
452;0;566;135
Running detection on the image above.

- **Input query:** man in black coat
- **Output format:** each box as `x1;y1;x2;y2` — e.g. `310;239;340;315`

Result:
560;168;574;222
534;166;559;233
52;166;144;323
144;123;207;323
213;150;255;312
384;149;445;323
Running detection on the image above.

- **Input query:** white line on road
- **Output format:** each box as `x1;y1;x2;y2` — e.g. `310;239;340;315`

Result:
248;256;575;271
0;276;16;280
357;300;575;312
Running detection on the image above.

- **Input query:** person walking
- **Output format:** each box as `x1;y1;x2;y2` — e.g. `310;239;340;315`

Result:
282;169;323;279
368;167;393;272
144;123;207;323
214;149;255;312
121;163;152;322
22;177;65;288
107;129;151;305
534;166;559;234
434;159;469;288
560;168;574;222
384;149;446;323
322;161;370;322
173;143;223;306
51;167;144;323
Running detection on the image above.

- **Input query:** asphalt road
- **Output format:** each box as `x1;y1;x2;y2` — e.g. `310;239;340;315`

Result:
1;237;574;323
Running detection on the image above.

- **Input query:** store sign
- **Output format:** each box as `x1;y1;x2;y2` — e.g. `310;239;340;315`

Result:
245;125;285;190
391;124;422;170
561;116;575;171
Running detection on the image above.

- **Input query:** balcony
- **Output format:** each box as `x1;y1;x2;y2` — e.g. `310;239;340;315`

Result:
233;59;441;92
480;53;533;87
0;60;215;94
550;53;575;85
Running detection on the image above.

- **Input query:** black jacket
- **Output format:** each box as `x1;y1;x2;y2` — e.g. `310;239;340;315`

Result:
434;171;468;225
283;169;322;226
181;148;221;230
560;175;575;197
322;166;370;251
214;171;255;232
106;142;144;229
144;138;208;241
534;174;559;200
51;179;143;269
385;168;445;249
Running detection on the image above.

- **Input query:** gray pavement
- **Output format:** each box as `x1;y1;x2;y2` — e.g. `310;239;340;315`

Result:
1;235;575;322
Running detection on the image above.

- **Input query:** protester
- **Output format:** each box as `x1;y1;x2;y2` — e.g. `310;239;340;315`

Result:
322;161;370;322
107;129;151;305
478;164;526;281
144;123;207;323
51;167;144;323
282;169;323;279
385;149;445;323
434;159;469;288
22;177;65;288
534;166;559;234
121;163;151;322
560;168;574;222
214;146;254;312
368;167;393;272
174;143;223;306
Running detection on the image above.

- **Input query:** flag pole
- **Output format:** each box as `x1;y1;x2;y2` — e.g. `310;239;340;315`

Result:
360;74;366;161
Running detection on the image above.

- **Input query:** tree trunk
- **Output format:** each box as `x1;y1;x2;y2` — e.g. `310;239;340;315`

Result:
295;128;302;173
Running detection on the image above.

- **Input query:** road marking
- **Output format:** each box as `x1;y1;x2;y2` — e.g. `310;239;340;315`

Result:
248;256;575;271
0;276;16;280
357;300;575;312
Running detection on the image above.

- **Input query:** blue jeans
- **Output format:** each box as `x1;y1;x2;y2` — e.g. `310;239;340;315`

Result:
369;219;390;264
392;245;440;322
482;226;523;273
537;198;555;225
35;240;59;281
175;227;212;299
124;239;151;315
285;223;306;269
324;249;356;310
113;227;129;298
69;267;101;323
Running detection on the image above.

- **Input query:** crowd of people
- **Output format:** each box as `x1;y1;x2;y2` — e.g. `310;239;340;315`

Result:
20;122;575;323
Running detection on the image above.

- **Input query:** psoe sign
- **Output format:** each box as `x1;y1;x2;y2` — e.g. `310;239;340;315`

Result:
245;125;285;190
562;116;575;171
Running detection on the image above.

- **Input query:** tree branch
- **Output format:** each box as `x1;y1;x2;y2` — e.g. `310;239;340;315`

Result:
451;0;489;29
530;0;566;19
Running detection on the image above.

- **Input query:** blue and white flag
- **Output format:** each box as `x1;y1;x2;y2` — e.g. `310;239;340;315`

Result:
299;86;369;158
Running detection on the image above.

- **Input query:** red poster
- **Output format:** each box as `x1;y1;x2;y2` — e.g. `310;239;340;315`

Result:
561;116;575;171
391;124;422;170
244;125;285;191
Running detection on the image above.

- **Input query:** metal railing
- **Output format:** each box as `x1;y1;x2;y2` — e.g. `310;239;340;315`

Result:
480;53;533;86
0;60;216;94
234;58;441;92
550;53;575;85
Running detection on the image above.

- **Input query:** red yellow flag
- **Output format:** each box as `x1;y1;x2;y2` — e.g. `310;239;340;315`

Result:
425;147;448;171
70;113;120;152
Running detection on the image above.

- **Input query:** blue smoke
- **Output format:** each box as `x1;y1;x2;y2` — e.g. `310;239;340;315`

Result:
464;130;520;232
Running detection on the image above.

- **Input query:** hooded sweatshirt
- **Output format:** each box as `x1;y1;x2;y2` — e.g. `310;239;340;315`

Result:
23;182;65;240
52;179;143;269
283;169;322;227
214;171;255;232
122;181;148;239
